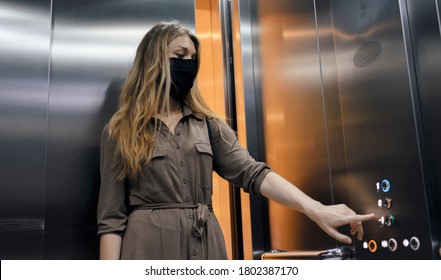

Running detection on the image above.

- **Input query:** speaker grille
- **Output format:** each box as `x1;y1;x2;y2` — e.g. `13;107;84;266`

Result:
353;41;382;67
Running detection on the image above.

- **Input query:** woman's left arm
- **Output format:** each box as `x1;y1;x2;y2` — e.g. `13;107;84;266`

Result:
260;172;375;244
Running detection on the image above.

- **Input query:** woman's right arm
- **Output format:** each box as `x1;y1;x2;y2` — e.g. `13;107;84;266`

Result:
97;126;129;260
100;234;122;260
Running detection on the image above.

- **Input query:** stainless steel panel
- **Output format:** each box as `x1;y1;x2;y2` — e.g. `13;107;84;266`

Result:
331;0;436;259
405;0;441;250
236;0;337;256
0;0;51;259
316;0;351;207
236;0;271;259
257;0;336;252
44;0;196;259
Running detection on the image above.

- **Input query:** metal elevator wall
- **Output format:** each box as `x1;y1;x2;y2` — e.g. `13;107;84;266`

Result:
0;0;51;259
0;0;196;260
332;0;440;259
233;0;440;259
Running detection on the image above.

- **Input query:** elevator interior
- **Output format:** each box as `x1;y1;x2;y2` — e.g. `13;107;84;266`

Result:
1;0;440;260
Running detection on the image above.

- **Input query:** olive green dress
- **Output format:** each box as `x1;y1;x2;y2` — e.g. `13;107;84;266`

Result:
97;106;271;259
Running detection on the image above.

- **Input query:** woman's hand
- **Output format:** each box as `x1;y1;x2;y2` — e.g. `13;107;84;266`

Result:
305;201;374;244
260;172;375;244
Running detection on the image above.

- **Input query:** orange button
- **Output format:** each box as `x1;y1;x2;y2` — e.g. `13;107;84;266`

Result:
368;240;378;253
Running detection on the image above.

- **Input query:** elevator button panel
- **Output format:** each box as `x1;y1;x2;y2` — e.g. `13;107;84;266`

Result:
362;237;421;253
360;178;426;257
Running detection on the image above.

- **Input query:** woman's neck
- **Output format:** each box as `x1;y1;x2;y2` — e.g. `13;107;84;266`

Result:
158;98;182;117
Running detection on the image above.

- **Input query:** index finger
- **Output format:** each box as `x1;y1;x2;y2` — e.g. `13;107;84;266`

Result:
344;213;375;224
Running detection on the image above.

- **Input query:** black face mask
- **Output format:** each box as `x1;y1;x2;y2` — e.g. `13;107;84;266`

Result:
169;58;197;101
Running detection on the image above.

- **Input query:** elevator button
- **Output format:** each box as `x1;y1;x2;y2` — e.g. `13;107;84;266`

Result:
377;197;392;209
385;214;395;227
368;240;377;253
378;214;395;227
381;179;391;192
388;238;398;252
410;236;420;251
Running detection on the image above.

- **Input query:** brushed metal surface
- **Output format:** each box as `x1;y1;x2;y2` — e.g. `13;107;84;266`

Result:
44;0;196;259
404;0;441;256
0;0;51;259
256;0;335;252
235;0;271;259
0;0;196;259
332;0;437;259
238;0;440;260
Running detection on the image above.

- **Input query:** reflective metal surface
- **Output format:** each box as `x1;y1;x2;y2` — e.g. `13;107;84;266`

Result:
405;0;441;250
0;0;51;259
234;0;271;259
0;0;196;259
332;0;437;259
2;0;439;260
45;0;195;260
257;0;336;252
234;0;440;259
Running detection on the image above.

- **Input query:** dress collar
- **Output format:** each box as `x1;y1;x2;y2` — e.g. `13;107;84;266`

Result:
182;104;204;121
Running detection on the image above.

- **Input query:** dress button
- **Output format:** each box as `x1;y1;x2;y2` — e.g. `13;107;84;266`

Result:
183;179;187;184
188;215;193;219
186;197;191;202
176;132;181;136
192;249;198;256
180;161;184;166
175;144;181;149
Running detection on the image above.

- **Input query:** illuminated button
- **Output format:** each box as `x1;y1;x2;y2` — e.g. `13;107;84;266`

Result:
379;215;395;227
388;238;398;252
381;179;391;192
377;197;392;209
403;239;409;247
381;240;388;248
363;242;368;249
385;214;395;227
368;240;378;253
378;216;385;227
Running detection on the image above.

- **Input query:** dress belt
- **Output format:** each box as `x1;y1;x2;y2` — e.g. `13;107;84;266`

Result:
133;203;213;239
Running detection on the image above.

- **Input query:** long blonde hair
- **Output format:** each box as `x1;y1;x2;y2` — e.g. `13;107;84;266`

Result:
107;21;221;181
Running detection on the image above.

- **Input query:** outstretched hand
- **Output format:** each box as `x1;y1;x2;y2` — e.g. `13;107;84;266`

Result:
306;202;375;244
260;172;375;244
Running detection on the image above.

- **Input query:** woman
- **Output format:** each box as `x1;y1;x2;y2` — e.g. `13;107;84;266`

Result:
97;21;374;260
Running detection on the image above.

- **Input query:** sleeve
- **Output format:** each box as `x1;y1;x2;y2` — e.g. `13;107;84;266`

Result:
208;119;272;195
96;125;129;237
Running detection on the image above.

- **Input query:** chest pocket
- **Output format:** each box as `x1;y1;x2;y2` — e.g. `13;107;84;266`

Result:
194;142;213;191
138;146;174;197
152;147;166;159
